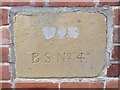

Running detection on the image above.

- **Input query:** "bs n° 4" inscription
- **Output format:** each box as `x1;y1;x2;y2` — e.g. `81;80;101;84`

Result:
32;52;85;63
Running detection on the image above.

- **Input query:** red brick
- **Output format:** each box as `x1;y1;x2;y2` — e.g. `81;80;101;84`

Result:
113;28;120;43
0;47;9;55
106;80;120;88
0;9;9;25
112;46;120;61
0;47;9;61
114;9;120;25
60;82;104;88
29;0;44;6
0;83;12;89
0;27;10;45
49;0;95;7
0;47;9;62
1;0;44;6
0;66;11;80
99;0;120;6
49;1;66;6
0;55;10;62
107;64;120;77
15;82;58;88
1;0;29;6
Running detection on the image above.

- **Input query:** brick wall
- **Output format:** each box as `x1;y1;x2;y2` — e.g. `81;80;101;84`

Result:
0;0;120;89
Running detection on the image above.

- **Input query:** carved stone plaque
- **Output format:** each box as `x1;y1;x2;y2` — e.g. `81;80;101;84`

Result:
14;12;106;78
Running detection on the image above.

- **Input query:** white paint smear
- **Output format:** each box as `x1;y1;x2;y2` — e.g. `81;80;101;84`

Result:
57;27;66;39
68;27;79;39
43;27;56;40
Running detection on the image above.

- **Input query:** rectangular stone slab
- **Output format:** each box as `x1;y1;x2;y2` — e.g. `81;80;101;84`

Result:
14;12;106;78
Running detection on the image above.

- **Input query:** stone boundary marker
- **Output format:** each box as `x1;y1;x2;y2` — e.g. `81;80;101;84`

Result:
0;0;120;89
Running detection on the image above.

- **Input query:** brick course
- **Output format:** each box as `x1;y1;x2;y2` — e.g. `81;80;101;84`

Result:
49;0;95;7
0;27;10;45
0;47;10;62
107;64;120;77
0;83;12;88
99;0;120;6
113;27;120;44
114;9;120;25
1;0;44;6
112;46;120;61
60;82;104;88
106;80;120;88
0;66;11;80
15;82;58;88
0;9;9;25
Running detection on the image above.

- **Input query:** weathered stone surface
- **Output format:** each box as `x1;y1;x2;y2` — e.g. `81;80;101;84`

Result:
14;12;106;78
